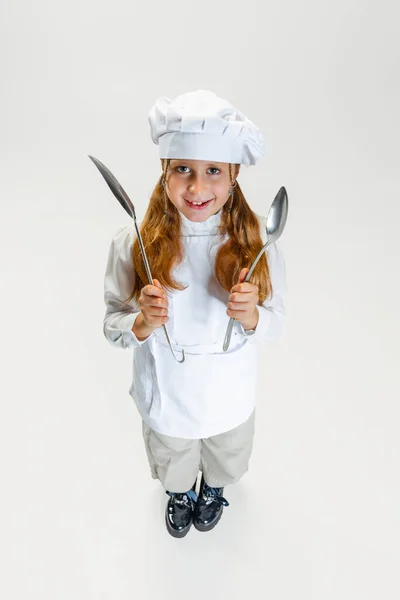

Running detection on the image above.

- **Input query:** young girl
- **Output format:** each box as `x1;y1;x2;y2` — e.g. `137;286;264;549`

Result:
103;89;286;538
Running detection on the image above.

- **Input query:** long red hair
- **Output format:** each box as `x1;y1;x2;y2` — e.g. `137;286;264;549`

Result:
125;160;272;304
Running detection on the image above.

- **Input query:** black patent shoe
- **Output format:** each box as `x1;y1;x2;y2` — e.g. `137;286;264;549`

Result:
165;482;198;538
193;474;229;532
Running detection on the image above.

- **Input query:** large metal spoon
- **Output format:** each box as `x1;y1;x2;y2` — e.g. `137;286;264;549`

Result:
89;155;185;363
223;186;288;352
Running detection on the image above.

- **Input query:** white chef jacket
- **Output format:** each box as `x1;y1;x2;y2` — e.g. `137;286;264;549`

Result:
103;207;286;439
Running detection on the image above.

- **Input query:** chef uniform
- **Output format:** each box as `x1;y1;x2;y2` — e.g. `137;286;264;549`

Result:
102;89;287;535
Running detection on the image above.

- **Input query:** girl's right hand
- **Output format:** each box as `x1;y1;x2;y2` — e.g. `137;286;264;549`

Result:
138;279;169;330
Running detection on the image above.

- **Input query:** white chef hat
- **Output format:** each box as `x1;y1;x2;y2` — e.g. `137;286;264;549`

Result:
148;89;265;166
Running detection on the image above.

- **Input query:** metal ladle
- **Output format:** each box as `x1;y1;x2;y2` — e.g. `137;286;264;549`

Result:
223;186;288;352
89;155;185;363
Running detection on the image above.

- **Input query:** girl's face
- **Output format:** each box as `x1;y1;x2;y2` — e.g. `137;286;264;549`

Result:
162;159;240;222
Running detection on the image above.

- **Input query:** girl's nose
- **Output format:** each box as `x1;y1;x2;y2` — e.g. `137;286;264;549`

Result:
188;175;205;195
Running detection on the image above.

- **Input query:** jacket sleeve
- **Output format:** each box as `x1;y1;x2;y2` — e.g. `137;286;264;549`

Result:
103;224;152;349
238;237;287;345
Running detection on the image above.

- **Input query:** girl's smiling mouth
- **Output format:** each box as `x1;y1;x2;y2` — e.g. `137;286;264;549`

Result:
184;198;214;209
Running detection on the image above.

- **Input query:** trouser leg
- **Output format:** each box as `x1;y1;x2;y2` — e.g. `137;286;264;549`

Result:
200;410;256;488
142;421;201;492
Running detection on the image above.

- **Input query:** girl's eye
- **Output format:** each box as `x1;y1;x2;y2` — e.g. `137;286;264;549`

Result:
175;166;221;175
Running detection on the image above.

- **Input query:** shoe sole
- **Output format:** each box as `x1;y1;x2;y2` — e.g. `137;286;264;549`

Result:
193;508;223;532
165;514;192;538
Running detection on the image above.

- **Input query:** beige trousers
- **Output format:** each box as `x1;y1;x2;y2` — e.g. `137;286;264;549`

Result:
142;410;256;492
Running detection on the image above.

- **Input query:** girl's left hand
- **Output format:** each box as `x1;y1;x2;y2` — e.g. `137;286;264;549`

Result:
227;268;259;330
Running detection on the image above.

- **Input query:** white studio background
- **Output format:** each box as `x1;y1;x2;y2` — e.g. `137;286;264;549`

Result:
1;1;399;599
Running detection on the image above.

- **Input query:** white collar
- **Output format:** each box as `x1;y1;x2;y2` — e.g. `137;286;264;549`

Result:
178;208;223;236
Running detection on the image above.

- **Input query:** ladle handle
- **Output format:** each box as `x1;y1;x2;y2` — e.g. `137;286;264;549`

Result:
134;220;185;363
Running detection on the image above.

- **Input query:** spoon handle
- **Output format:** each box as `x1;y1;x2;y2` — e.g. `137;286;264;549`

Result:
222;238;272;352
